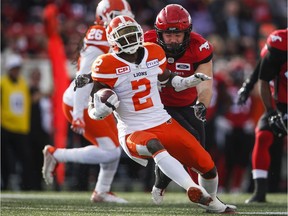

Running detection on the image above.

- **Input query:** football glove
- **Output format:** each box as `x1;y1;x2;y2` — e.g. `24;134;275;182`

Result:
237;80;252;105
74;73;92;91
267;110;287;138
71;118;85;135
172;73;211;92
88;93;120;120
237;85;249;105
192;102;207;122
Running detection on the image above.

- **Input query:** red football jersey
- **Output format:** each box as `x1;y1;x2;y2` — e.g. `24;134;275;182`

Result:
260;29;287;104
144;30;213;106
224;84;253;128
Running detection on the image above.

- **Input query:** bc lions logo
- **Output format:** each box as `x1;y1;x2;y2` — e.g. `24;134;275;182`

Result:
199;41;210;51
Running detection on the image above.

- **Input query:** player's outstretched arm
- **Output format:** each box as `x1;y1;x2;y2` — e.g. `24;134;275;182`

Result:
158;69;211;92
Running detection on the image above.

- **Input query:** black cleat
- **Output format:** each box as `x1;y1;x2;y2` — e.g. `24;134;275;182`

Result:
245;194;266;204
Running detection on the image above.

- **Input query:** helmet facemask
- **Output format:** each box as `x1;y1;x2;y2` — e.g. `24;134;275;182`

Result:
108;23;143;54
156;28;191;58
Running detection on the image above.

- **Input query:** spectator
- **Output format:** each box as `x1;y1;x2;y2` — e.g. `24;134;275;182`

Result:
28;68;52;190
215;57;254;193
1;53;33;190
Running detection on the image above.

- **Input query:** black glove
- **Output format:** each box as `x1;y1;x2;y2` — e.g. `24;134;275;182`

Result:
237;81;250;105
267;110;287;138
193;102;207;122
74;73;92;91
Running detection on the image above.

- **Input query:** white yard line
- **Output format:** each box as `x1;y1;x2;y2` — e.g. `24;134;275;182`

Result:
239;213;288;215
1;193;80;199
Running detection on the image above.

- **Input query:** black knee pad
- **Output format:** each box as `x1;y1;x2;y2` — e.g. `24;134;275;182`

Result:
202;166;217;179
146;139;164;155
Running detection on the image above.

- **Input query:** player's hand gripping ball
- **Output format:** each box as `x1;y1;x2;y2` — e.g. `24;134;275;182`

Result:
88;88;120;120
96;88;116;103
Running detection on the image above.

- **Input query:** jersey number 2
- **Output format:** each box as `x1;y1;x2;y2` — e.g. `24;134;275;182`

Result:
131;78;153;111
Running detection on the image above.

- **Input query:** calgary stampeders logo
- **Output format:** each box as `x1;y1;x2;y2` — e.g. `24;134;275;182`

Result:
199;41;210;51
270;35;282;42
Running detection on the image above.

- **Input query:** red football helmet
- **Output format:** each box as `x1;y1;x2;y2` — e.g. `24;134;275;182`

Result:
95;0;134;26
106;15;143;54
155;4;192;57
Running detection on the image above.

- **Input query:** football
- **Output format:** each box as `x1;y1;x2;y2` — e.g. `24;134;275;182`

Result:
96;88;117;103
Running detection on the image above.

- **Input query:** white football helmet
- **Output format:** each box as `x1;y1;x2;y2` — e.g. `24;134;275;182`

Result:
95;0;134;26
106;15;143;54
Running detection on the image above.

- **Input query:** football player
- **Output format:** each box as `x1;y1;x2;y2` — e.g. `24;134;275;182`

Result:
144;4;214;204
42;0;134;203
238;29;287;203
88;15;236;213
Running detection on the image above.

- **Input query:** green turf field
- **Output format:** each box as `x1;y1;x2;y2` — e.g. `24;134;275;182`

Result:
1;191;287;216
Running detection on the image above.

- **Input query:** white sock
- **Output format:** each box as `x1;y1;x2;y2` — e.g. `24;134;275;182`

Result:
198;174;218;200
153;150;198;190
252;169;268;179
95;159;119;193
53;145;121;164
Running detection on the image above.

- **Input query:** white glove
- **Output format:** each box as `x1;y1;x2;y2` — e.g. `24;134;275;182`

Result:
172;73;211;92
88;93;120;120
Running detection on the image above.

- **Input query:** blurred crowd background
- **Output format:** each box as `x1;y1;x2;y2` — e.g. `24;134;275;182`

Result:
1;0;287;193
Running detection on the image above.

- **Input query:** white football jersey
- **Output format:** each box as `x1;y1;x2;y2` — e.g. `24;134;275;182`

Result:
91;42;171;137
63;24;110;120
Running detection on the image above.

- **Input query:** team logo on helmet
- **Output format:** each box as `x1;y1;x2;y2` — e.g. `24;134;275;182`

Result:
95;0;134;26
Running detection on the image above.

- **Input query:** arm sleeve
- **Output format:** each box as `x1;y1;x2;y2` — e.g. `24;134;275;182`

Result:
243;59;261;92
77;46;105;75
73;46;105;120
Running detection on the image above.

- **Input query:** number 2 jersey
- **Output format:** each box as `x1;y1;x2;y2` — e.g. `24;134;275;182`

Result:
91;42;171;138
